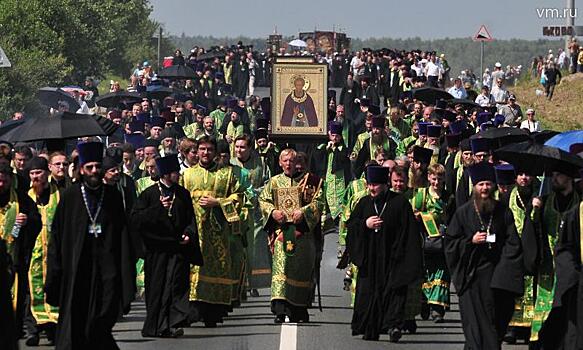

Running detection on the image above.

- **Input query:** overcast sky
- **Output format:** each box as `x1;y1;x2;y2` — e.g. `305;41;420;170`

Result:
149;0;578;40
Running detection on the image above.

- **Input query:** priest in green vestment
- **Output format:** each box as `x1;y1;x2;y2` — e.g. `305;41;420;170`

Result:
181;136;245;327
259;148;324;323
503;170;538;344
25;157;60;346
522;170;580;347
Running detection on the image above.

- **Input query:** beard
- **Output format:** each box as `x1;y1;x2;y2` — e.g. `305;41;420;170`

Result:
371;133;383;144
472;191;497;214
82;173;103;189
31;180;47;196
411;167;427;189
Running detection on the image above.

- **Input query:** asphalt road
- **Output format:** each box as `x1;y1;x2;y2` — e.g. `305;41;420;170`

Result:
22;230;529;350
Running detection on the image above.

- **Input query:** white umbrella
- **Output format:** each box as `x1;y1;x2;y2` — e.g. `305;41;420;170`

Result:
289;39;307;48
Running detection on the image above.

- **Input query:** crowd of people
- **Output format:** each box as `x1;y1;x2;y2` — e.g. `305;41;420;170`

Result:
1;42;583;350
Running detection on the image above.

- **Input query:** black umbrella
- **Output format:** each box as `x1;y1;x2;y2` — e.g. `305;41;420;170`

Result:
412;87;454;104
0;118;27;141
157;65;196;80
2;112;118;142
95;91;142;108
495;141;583;178
145;85;174;101
37;87;81;111
531;130;560;145
447;98;479;109
196;50;226;61
471;127;531;149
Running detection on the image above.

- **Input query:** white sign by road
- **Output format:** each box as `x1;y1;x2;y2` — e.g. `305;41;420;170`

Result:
0;46;12;68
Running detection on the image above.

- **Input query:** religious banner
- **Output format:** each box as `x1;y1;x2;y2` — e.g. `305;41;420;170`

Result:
271;59;328;140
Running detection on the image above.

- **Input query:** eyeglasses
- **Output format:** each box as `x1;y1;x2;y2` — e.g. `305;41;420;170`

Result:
51;162;69;167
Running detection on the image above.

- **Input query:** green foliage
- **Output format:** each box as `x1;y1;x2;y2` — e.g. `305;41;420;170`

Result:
0;0;162;119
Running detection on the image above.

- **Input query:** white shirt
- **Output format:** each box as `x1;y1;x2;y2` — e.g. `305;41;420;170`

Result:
350;56;364;76
448;86;467;99
475;93;495;107
520;119;541;132
425;61;442;77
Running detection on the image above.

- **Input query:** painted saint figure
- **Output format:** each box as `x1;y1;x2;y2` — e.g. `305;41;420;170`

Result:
281;76;318;127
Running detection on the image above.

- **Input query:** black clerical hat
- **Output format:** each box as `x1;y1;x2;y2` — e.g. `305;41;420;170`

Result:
445;133;462;148
27;156;48;172
102;156;120;171
371;116;385;129
256;118;269;130
233;105;245;116
328;121;343;135
366;165;390;184
470;137;490;153
150;116;166;129
449;120;466;135
460;138;472;152
494;164;516;185
413;146;433;165
77;142;103;165
125;134;146;150
418;122;430;136
226;98;238;109
136;112;151;124
156;154;180;176
427;125;441;138
144;139;160;149
476;112;492;126
128;120;145;134
255;129;268;141
468;163;496;184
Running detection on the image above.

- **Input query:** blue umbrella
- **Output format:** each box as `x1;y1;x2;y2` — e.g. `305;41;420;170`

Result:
544;130;583;152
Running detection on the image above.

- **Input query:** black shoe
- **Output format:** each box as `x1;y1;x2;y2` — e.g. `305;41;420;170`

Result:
250;289;259;297
343;278;351;291
420;302;430;320
389;328;402;343
169;328;184;338
204;321;217;328
402;320;417;334
503;329;517;345
25;334;40;346
431;310;445;323
274;315;286;324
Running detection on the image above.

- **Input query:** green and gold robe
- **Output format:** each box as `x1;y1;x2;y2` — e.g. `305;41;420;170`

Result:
231;153;272;289
412;187;450;308
528;191;580;342
27;184;60;324
134;176;156;297
508;187;535;328
210;109;227;131
226;122;245;157
182;163;245;306
259;172;324;307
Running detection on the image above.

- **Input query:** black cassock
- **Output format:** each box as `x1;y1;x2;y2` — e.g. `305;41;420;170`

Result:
553;203;583;350
130;182;202;337
0;239;17;350
445;200;524;350
45;184;134;350
346;191;423;340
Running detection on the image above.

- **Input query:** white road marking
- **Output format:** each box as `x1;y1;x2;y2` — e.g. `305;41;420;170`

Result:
279;322;298;350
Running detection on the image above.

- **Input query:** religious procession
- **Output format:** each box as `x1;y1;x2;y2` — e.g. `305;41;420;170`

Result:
2;9;583;350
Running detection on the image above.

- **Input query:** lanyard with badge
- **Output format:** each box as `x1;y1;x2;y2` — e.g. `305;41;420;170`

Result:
81;184;104;238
